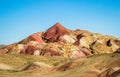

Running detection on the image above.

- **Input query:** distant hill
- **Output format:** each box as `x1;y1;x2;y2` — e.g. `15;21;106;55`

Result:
0;44;5;49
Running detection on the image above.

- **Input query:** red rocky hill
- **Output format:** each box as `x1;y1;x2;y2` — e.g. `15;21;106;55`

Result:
0;23;120;58
0;23;120;77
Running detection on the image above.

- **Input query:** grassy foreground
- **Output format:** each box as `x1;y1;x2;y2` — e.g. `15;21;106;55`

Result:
0;53;120;77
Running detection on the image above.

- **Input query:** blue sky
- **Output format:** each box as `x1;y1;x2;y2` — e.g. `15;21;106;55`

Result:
0;0;120;44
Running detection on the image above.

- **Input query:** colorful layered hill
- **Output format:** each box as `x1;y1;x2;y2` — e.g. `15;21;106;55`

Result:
0;23;120;57
0;23;120;77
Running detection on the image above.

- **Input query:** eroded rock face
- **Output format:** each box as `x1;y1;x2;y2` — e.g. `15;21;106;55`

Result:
9;44;26;54
40;42;62;56
71;48;91;59
58;43;91;59
79;35;96;49
43;23;69;42
59;34;76;43
27;41;44;49
40;48;60;56
29;34;44;44
24;45;39;55
19;32;44;45
0;43;17;54
91;36;119;54
73;34;83;46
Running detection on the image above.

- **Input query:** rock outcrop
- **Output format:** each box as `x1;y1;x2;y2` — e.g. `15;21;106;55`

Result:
29;34;44;44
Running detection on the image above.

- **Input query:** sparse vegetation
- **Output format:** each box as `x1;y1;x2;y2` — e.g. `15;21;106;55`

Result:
0;53;119;77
